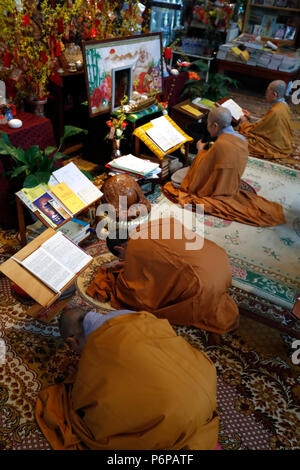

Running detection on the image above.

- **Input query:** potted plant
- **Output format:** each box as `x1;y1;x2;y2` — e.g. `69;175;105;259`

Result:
0;125;88;188
181;60;238;102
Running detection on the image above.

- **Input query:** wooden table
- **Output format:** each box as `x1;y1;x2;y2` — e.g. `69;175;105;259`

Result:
171;99;208;132
217;59;300;84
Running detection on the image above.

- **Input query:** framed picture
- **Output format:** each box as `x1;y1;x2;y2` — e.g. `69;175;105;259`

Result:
284;25;297;41
82;32;163;117
111;65;133;112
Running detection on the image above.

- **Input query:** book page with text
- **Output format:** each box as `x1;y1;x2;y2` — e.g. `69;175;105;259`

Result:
42;232;92;273
220;99;244;121
21;248;74;292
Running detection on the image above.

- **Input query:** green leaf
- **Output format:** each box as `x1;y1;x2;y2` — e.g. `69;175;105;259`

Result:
52;151;67;161
0;132;11;146
33;171;52;184
0;139;26;163
23;174;41;188
191;60;209;73
59;125;88;148
44;146;57;158
80;169;93;180
24;146;42;168
39;155;54;172
10;165;28;179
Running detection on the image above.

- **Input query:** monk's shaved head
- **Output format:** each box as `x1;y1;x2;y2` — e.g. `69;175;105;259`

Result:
59;307;86;341
208;107;232;130
267;80;286;100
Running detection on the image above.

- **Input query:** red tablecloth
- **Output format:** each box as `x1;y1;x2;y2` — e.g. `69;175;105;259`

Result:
0;111;56;227
0;110;56;150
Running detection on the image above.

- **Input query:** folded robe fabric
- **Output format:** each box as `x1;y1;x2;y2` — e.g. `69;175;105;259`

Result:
36;312;219;450
88;218;239;335
239;101;293;160
163;134;285;227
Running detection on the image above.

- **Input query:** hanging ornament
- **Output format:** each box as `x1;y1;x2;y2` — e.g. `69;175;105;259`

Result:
41;50;48;64
21;14;30;27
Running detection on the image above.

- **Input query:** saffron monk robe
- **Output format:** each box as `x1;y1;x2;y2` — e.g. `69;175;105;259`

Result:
163;107;285;227
36;307;219;450
87;217;239;335
239;80;293;160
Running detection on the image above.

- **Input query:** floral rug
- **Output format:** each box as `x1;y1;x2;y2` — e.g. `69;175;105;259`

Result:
150;157;300;314
0;263;300;451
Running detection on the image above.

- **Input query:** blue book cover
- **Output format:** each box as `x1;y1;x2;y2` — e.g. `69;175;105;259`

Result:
33;193;65;226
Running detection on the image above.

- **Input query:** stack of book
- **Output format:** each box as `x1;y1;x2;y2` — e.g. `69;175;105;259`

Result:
279;53;300;72
58;218;90;245
106;154;161;179
16;162;103;229
192;97;216;110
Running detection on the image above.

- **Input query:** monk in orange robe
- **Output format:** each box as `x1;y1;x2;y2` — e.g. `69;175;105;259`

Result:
163;108;285;227
36;307;219;450
87;217;239;335
239;80;293;159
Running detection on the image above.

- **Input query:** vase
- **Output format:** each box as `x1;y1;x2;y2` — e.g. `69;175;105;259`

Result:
111;139;122;159
29;98;47;117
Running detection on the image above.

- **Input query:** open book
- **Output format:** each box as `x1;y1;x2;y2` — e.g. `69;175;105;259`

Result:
145;116;186;153
52;162;103;207
18;232;92;293
220;99;244;121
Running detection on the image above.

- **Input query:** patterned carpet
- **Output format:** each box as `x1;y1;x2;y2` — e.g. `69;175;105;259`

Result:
230;89;300;169
153;159;300;317
1;91;300;450
0;234;300;450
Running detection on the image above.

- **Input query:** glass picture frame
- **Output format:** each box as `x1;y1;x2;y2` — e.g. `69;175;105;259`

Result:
82;32;163;117
111;65;133;112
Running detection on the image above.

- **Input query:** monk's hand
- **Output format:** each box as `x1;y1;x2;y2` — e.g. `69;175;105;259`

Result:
196;139;206;151
241;109;250;120
239;114;248;123
105;260;125;271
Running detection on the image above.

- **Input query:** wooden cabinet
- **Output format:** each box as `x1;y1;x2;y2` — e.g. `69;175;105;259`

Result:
243;0;300;46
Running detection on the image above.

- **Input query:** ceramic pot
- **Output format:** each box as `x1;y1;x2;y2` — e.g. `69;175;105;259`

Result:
30;98;47;117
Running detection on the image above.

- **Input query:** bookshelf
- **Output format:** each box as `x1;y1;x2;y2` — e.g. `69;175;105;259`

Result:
244;0;300;46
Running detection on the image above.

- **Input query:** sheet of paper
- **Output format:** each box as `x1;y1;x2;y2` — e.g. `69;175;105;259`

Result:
181;104;203;117
149;116;185;150
77;185;103;206
22;247;74;292
21;185;46;202
53;162;102;204
220;99;244;121
42;232;92;273
51;182;86;214
110;154;159;175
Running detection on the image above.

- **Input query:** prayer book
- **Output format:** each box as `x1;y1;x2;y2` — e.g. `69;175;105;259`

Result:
180;104;203;118
51;182;87;214
108;154;160;177
58;218;90;245
52;162;103;206
145;116;185;153
192;97;217;110
0;228;93;308
16;231;92;293
220;98;244;121
33;192;66;226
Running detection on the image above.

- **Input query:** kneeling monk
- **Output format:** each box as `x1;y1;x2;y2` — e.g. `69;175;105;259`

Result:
36;307;219;450
87;217;239;335
239;80;293;159
163;108;285;227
